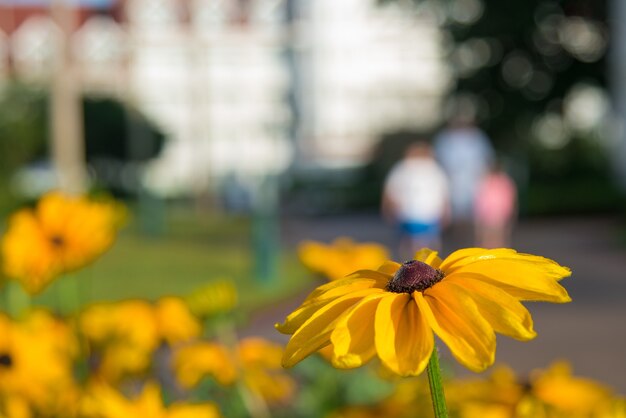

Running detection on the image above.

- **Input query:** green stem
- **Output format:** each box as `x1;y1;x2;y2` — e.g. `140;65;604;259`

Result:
426;346;448;418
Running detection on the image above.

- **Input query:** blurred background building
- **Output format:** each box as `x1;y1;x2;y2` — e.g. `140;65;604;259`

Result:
0;0;450;201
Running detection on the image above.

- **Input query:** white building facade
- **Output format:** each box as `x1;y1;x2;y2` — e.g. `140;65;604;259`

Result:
1;0;450;196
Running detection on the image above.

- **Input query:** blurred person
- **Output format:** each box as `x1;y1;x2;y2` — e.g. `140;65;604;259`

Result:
434;115;494;224
382;141;449;258
474;161;517;248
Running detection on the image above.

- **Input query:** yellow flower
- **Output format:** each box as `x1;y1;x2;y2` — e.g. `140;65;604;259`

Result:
1;192;123;294
0;311;79;416
80;301;156;381
173;342;237;388
446;365;524;418
81;297;200;382
154;297;202;345
447;362;624;418
95;300;160;350
277;248;571;376
173;337;295;404
1;395;32;418
81;382;221;418
237;338;296;404
298;238;390;281
528;361;617;417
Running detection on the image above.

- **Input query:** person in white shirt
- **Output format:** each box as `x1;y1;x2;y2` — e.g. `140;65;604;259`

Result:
382;141;450;258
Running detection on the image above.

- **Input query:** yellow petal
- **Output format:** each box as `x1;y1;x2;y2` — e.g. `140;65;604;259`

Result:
444;277;536;341
281;288;382;367
346;268;395;283
330;293;386;368
276;278;382;334
416;285;496;372
301;271;389;304
441;248;571;283
440;248;515;271
447;258;571;303
376;261;401;276
414;248;443;268
375;293;434;376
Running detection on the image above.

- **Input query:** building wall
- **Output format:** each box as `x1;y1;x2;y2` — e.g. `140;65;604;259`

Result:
2;0;450;196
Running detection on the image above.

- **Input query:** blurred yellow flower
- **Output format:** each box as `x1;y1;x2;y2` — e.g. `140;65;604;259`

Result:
81;382;221;418
237;337;296;404
1;395;32;418
173;337;295;404
298;238;390;281
154;297;202;345
185;279;238;318
173;342;236;388
81;300;159;350
0;311;79;417
1;192;123;294
446;365;525;418
81;297;200;382
528;361;618;418
277;248;571;376
447;362;625;418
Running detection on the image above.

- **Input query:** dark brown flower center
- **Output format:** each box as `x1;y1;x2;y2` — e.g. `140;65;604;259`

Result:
386;260;445;294
49;235;65;248
0;353;13;368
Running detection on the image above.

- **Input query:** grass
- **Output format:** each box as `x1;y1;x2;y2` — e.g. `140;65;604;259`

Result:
21;206;313;316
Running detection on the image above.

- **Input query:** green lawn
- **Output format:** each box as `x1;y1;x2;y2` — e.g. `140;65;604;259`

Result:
22;208;312;315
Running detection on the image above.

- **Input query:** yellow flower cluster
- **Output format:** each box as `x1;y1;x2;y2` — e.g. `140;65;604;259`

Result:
0;299;291;417
298;237;390;281
173;337;296;405
0;189;620;418
447;361;626;418
330;362;626;418
1;192;124;294
80;297;201;381
81;382;220;418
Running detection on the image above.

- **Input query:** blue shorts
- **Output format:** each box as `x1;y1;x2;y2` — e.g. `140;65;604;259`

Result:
400;221;440;238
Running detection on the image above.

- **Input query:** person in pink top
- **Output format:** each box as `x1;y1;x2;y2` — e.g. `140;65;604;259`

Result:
474;161;517;248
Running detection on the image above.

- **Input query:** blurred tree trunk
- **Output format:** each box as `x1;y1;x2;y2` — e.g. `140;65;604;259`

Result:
49;0;87;194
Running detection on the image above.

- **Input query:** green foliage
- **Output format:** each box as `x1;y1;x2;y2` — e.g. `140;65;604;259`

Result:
28;208;312;316
0;82;166;208
0;83;48;174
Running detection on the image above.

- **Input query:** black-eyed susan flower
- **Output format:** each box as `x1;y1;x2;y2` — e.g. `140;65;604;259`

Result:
446;365;526;418
298;238;390;281
154;297;202;345
447;362;625;418
80;382;221;418
1;191;124;294
173;341;237;388
277;248;571;376
173;337;296;405
0;311;79;417
527;361;621;418
80;297;201;382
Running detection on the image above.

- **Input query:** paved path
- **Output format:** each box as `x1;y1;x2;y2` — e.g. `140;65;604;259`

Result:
242;214;626;394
